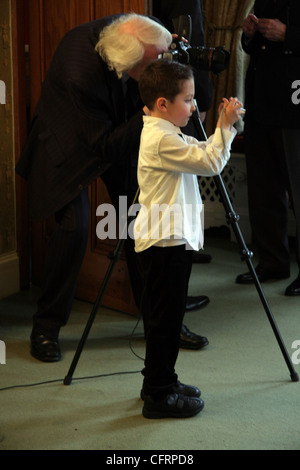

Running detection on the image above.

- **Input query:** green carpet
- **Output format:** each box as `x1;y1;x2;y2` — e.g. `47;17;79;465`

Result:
0;235;299;450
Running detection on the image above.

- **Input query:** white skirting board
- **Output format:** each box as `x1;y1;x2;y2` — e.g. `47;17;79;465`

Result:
0;251;20;299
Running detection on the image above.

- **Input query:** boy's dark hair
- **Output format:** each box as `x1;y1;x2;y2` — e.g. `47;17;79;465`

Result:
139;59;194;110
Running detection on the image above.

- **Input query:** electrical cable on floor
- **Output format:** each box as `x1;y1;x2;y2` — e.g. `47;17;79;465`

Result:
0;315;145;392
128;314;145;361
0;370;142;392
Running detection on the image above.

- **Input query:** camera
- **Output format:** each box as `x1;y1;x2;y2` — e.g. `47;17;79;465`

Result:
159;37;230;75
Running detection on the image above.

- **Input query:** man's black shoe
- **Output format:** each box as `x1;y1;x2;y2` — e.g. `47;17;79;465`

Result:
30;332;61;362
285;276;300;296
180;324;209;350
186;295;209;311
142;392;204;419
236;265;290;285
141;381;201;400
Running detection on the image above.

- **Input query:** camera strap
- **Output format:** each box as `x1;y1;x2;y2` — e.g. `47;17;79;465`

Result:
171;15;192;43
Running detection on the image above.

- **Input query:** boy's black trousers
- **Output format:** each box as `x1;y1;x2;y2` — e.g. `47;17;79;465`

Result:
137;244;194;398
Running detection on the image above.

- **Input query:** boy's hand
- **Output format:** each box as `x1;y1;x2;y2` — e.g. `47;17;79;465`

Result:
217;97;243;130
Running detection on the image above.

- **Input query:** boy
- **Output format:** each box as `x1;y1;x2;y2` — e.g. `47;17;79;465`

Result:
134;60;243;419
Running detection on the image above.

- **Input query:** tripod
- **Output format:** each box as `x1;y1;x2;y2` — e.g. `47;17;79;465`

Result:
64;106;299;385
192;102;298;383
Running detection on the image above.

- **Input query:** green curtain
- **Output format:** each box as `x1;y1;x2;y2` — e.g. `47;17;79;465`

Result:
202;0;255;135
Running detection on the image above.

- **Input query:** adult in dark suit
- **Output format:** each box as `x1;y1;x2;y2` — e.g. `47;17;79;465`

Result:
16;13;208;363
152;0;213;123
236;0;300;295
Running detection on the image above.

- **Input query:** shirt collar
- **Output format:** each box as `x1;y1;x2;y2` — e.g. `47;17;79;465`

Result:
143;115;182;135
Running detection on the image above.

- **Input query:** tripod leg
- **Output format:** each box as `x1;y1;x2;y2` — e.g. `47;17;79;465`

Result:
214;174;299;383
64;188;140;385
64;237;126;385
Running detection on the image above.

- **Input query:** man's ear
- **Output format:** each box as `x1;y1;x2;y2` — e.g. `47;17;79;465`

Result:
156;97;168;112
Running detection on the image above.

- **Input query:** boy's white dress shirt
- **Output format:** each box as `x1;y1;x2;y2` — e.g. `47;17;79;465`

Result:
134;116;236;252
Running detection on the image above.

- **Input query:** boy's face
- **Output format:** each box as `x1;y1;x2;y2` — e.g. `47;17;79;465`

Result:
165;78;195;127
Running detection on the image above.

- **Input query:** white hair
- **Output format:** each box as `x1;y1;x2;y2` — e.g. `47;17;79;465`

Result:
95;13;172;78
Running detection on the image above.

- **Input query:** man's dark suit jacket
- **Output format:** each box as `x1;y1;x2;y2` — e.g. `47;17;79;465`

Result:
16;15;144;220
153;0;212;113
242;0;300;128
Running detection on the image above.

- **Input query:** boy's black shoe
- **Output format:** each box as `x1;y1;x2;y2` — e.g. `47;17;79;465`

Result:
140;381;201;400
142;393;204;419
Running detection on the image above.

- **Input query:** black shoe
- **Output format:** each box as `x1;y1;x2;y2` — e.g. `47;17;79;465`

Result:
30;331;61;362
141;381;201;400
179;324;209;350
192;252;212;263
285;276;300;296
143;393;204;419
236;265;290;285
186;295;209;311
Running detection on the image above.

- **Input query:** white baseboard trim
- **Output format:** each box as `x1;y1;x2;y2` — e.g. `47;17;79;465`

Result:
0;251;20;299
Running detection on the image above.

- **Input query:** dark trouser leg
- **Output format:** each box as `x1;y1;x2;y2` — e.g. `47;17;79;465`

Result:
100;168;144;311
282;128;300;270
123;237;144;311
138;245;193;398
244;124;290;273
33;189;90;338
